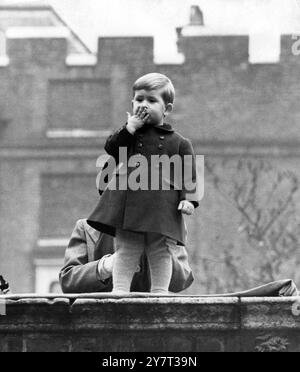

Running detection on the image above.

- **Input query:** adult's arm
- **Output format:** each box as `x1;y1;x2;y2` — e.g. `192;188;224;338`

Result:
60;220;194;294
59;220;112;293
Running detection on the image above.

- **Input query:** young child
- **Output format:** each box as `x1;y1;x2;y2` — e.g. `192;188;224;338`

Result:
88;73;200;294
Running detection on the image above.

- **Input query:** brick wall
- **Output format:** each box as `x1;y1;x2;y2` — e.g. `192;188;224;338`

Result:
47;78;111;130
1;32;299;144
0;295;299;352
173;34;300;143
40;174;98;238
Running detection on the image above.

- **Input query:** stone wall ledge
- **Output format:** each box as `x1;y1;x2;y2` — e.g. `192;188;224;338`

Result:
0;295;300;352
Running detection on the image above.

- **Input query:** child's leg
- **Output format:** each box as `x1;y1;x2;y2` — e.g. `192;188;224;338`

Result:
113;230;144;293
145;234;174;294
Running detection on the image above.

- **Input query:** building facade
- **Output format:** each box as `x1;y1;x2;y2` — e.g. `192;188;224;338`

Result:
0;2;300;294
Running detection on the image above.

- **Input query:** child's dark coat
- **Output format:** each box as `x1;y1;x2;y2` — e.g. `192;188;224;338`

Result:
88;124;200;245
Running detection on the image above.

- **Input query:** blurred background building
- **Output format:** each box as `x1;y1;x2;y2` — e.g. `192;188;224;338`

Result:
1;0;300;294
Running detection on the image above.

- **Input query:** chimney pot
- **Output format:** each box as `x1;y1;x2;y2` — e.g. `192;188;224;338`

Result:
190;5;204;26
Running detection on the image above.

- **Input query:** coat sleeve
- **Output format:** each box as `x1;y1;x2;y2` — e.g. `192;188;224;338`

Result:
59;220;112;293
169;245;194;293
179;138;201;208
105;125;136;161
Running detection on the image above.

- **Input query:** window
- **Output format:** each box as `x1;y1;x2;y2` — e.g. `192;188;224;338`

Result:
0;29;9;66
47;79;111;137
36;173;100;293
49;281;62;294
34;258;63;293
0;29;5;55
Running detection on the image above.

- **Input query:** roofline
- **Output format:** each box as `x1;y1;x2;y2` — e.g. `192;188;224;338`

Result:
6;26;71;39
0;5;51;10
0;3;92;54
50;7;92;54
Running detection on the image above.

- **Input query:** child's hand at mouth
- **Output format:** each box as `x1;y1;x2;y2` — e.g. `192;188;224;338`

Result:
126;107;150;134
178;200;195;216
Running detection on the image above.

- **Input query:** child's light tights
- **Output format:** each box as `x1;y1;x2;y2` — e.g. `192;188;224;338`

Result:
113;230;174;294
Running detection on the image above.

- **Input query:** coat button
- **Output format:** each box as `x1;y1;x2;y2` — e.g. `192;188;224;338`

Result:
160;136;165;140
138;143;143;148
158;144;163;149
135;162;140;168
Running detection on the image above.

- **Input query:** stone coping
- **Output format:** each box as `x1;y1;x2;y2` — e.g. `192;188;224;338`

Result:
1;295;300;351
0;295;300;332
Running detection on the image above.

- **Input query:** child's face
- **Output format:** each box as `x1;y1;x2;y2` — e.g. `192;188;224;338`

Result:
132;89;173;126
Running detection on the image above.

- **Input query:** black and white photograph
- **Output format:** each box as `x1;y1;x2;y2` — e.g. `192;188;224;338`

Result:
1;0;300;355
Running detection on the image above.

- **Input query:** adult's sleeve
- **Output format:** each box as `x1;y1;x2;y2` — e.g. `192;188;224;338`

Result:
59;220;112;293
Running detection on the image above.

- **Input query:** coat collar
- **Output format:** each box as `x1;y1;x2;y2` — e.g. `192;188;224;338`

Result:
154;123;174;132
139;123;174;133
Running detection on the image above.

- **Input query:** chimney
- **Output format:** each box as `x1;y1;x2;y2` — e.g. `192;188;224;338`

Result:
189;5;204;26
